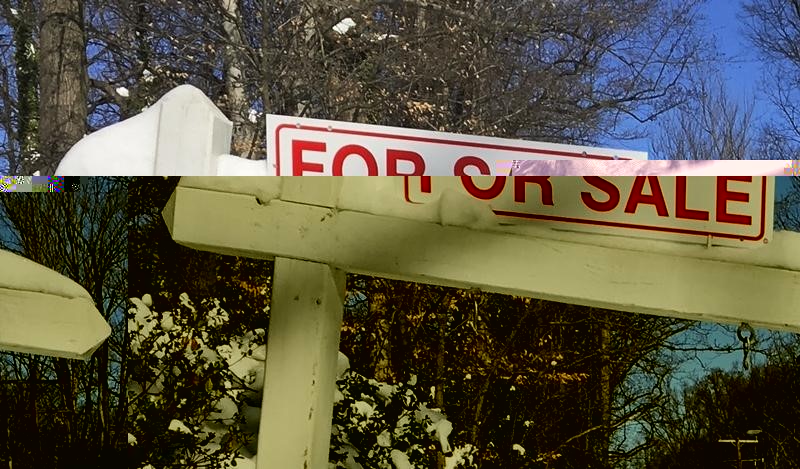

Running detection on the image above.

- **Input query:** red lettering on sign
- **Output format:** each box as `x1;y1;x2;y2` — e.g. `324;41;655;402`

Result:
462;177;506;200
625;176;668;216
454;156;492;176
515;177;554;205
581;177;620;212
387;149;426;176
292;140;326;175
675;177;709;221
717;177;752;225
333;145;379;176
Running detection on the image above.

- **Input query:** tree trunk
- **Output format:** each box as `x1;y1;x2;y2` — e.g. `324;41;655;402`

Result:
38;0;87;175
12;1;39;174
221;0;254;157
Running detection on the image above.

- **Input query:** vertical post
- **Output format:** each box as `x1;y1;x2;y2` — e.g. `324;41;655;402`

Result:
153;85;233;175
257;258;346;469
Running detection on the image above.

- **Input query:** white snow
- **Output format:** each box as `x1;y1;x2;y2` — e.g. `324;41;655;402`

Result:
32;170;40;176
333;17;356;35
352;400;374;418
168;419;193;434
209;396;239;421
390;449;413;469
377;429;392;447
338;444;363;469
56;85;235;176
179;176;282;202
431;419;453;454
222;456;256;469
116;87;130;97
160;311;174;331
215;154;270;175
445;444;475;469
128;433;138;445
0;249;94;300
337;351;351;379
142;69;154;83
334;388;345;403
10;8;18;15
512;443;526;455
248;109;259;124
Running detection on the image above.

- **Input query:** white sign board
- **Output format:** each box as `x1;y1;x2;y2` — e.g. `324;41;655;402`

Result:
398;176;773;248
266;115;647;176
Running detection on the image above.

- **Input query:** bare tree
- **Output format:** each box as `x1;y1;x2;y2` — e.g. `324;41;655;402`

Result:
650;75;758;160
742;0;800;155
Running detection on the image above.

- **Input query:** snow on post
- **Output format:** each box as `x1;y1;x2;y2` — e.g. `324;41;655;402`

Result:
0;249;111;360
55;85;233;176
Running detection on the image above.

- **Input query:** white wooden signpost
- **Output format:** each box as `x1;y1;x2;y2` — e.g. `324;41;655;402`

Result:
266;115;648;176
163;176;799;469
0;250;111;360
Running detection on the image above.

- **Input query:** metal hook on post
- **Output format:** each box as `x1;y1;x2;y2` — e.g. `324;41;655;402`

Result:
737;322;756;370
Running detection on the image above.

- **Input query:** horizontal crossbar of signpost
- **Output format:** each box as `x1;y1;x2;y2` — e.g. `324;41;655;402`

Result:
163;183;800;333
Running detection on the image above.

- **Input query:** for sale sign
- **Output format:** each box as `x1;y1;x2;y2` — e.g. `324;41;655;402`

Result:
266;115;647;176
402;176;774;248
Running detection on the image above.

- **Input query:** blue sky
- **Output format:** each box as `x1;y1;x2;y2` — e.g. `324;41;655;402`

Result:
608;0;777;155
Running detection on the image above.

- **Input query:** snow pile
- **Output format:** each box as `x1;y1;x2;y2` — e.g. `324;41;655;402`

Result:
55;92;160;175
168;419;193;434
216;154;269;176
56;85;235;176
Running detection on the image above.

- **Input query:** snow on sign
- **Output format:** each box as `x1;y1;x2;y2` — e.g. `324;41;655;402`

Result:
266;115;647;176
400;176;774;248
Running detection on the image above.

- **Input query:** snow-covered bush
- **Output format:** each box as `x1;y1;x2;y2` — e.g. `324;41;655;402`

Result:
330;368;478;469
128;293;262;469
